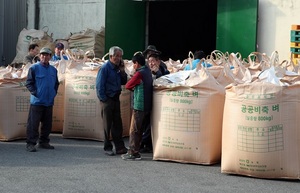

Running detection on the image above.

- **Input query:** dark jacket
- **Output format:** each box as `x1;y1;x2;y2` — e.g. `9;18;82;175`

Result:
26;62;59;106
150;60;170;79
96;60;127;102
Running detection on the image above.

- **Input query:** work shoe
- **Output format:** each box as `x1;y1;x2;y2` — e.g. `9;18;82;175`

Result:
116;147;128;155
38;143;54;149
26;144;37;152
105;150;115;156
121;153;142;161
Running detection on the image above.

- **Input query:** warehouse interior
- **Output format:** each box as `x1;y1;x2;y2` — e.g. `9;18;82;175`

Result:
147;0;218;61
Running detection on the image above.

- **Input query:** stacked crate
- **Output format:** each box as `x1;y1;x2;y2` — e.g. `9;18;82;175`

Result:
291;25;300;65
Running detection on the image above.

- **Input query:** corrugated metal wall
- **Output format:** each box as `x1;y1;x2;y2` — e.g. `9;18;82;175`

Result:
0;0;4;67
0;0;27;66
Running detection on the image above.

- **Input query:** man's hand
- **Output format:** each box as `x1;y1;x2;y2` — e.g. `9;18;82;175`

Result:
119;59;125;72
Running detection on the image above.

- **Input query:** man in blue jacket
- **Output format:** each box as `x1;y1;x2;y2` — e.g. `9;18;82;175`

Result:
25;47;59;152
51;42;68;62
96;46;128;156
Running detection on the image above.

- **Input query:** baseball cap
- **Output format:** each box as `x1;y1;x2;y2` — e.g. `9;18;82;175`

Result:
55;42;64;49
39;47;52;54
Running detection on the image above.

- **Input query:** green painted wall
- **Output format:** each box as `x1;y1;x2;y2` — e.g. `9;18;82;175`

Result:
105;0;258;60
217;0;258;58
105;0;146;59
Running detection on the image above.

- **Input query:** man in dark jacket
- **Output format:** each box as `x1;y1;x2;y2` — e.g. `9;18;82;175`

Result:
96;46;128;156
25;47;59;152
141;45;170;153
143;45;170;78
24;43;40;64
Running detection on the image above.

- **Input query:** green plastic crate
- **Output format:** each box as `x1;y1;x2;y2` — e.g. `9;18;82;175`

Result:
291;47;300;54
291;30;300;37
291;36;300;42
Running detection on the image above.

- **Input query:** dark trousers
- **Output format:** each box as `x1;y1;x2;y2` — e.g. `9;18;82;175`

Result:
26;105;53;145
141;110;152;150
141;123;152;149
128;110;151;154
101;98;125;151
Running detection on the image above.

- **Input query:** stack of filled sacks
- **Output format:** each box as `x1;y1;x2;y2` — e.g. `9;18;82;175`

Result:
152;50;250;164
164;51;194;73
0;65;30;141
68;27;105;59
164;50;238;88
221;51;300;179
11;27;54;66
61;49;131;141
152;63;227;165
0;61;68;139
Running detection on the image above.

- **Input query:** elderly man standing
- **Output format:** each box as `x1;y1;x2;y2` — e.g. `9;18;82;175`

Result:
25;47;59;152
96;46;128;156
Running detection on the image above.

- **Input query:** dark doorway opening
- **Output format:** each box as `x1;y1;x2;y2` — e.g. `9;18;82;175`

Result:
148;0;217;62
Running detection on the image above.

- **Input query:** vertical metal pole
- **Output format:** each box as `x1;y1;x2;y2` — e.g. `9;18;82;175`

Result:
34;0;39;29
0;0;4;66
145;1;149;49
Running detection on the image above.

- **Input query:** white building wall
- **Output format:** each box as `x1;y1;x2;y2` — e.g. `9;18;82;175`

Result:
258;0;300;60
27;0;300;61
28;0;106;40
27;0;36;29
